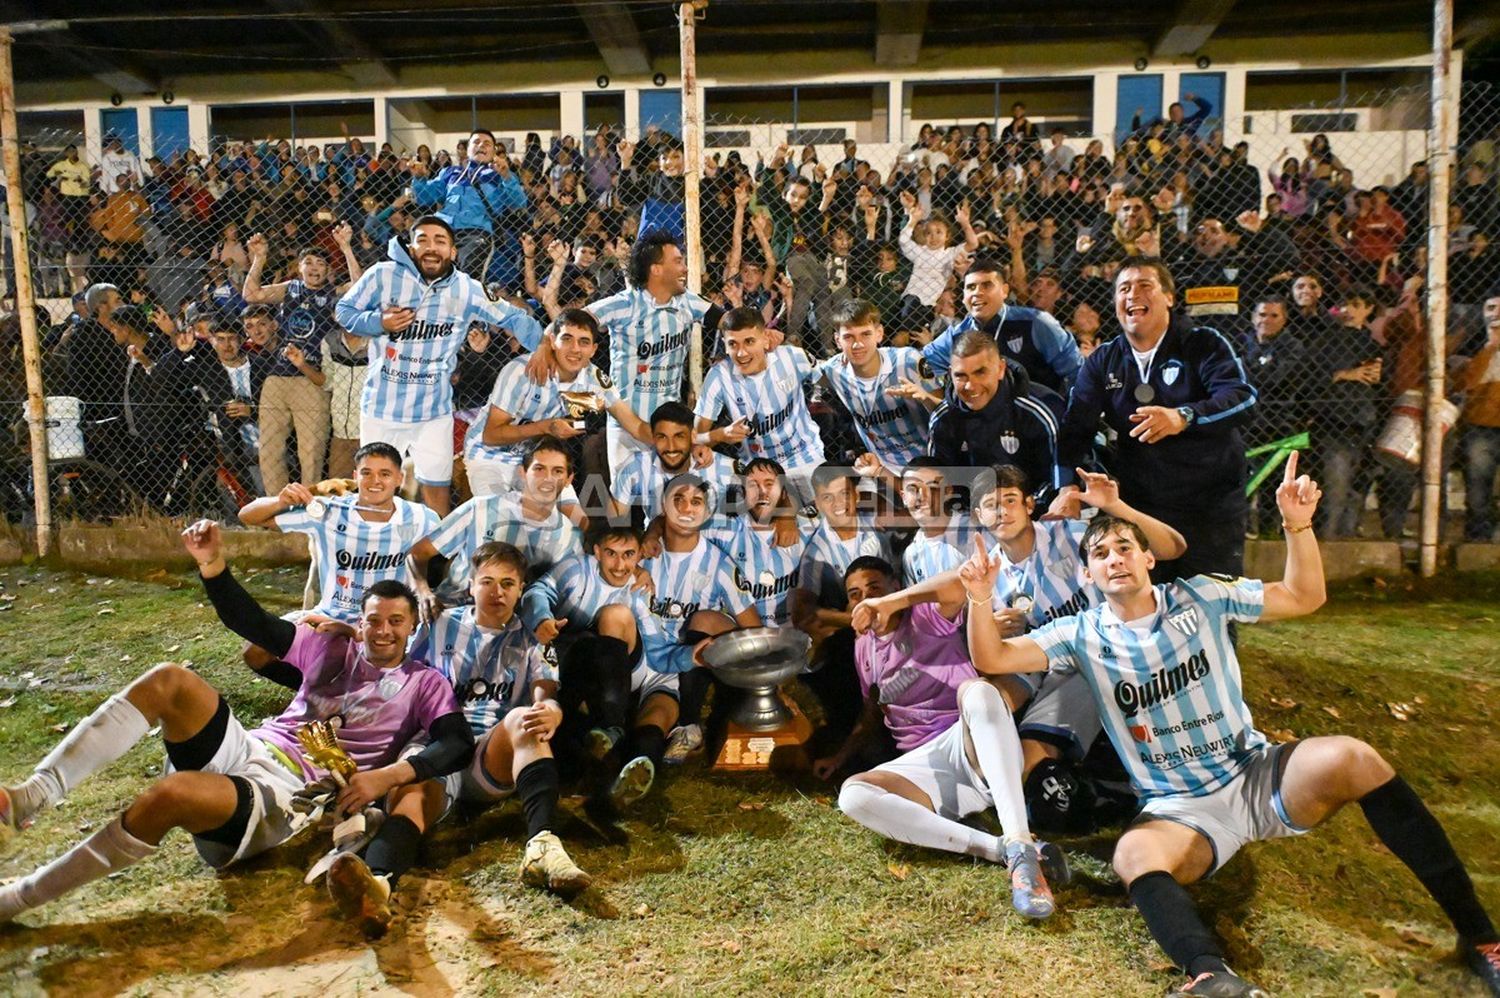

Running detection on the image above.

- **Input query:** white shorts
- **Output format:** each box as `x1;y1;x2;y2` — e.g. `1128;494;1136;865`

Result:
872;721;990;821
1137;742;1310;874
466;456;580;507
360;412;453;487
606;421;653;481
429;726;517;815
631;660;679;703
1018;671;1103;760
164;714;307;869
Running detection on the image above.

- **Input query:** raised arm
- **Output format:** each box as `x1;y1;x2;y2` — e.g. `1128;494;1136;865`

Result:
1072;469;1187;560
332;221;364;288
181;520;297;662
239;481;315;528
241;233;289;304
1259;451;1327;621
959;537;1048;675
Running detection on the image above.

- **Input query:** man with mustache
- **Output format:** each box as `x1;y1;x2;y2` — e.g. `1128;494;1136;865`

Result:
608;402;738;525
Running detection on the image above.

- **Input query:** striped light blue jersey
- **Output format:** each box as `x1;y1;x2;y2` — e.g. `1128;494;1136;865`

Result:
703;515;817;626
798;515;897;610
589;287;711;421
695;347;825;469
520;555;695;674
612;450;738;521
816;348;938;470
643;537;757;642
334;236;544;423
987;519;1096;630
418;607;555;737
426;494;582;600
275;496;438;622
464;357;620;466
1027;575;1268;800
902;516;978;584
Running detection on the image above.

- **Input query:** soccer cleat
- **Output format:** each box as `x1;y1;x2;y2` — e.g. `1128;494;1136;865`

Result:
609;756;656;812
1004;839;1055;919
662;724;704;764
0;786;23;843
586;726;623;761
1463;938;1500;996
1038;840;1072;888
326;853;393;940
1167;969;1271;997
519;831;592;896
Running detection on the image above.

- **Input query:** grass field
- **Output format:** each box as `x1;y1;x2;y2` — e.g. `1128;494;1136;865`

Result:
0;561;1496;997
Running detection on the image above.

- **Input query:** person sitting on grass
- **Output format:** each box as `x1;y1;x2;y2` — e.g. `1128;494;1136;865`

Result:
955;453;1500;998
0;520;472;942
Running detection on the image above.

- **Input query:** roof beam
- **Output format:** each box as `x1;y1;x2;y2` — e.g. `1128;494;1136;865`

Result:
1153;0;1237;57
265;0;398;87
576;1;652;77
8;6;159;95
876;0;927;67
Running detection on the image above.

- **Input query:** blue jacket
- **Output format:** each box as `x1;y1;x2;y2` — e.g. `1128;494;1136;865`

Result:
927;363;1071;502
923;304;1082;395
1059;314;1256;515
411;162;528;234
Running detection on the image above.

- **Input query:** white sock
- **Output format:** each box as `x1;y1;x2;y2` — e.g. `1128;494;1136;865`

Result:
838;779;1005;863
959;682;1033;845
0;815;155;921
11;695;151;822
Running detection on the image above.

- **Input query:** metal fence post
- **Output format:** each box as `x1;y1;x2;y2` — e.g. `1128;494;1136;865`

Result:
1421;0;1454;578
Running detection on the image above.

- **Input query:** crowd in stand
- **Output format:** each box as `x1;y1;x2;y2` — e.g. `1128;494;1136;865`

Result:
2;97;1499;540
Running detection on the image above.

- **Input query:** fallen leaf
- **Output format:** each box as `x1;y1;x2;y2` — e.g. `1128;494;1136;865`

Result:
50;723;68;733
164;645;182;654
737;800;766;811
1412;695;1426;705
1321;706;1341;719
1148;958;1178;973
1362;989;1398;998
1396;926;1435;949
1266;728;1297;744
718;940;742;954
887;863;911;881
96;607;115;616
1269;697;1297;709
811;795;832;806
0;697;16;708
633;903;650;917
119;654;132;662
1386;702;1417;721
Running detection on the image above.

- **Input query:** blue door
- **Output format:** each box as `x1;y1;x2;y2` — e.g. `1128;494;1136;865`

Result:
1115;75;1162;141
150;107;190;163
1178;72;1226;137
639;89;681;137
100;108;140;154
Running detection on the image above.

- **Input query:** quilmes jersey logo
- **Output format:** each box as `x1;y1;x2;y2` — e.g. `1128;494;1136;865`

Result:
1113;650;1212;716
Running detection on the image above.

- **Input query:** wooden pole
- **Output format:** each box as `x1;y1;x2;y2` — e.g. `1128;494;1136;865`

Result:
1420;0;1453;578
0;27;53;557
679;0;707;396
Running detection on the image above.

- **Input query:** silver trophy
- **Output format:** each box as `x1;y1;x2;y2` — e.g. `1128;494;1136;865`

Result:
701;627;812;731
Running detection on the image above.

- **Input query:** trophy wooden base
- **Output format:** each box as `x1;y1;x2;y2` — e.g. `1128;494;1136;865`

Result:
711;694;814;772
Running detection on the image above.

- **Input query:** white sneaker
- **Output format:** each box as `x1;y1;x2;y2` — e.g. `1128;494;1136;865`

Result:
519;830;591;896
663;724;704;764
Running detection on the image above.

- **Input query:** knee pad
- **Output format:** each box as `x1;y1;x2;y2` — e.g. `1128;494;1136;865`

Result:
1024;757;1098;835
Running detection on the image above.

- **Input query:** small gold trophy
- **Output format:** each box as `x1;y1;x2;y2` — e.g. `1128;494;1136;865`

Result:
558;390;605;430
297;720;357;786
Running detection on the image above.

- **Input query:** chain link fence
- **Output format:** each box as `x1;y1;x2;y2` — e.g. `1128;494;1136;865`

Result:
2;83;1499;548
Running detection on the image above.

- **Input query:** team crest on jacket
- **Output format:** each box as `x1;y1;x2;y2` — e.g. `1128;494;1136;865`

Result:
597;369;613;390
1000;431;1020;454
1007;337;1024;353
1162;361;1182;386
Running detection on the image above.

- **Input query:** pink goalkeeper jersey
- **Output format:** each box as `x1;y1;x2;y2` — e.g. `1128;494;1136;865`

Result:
854;602;979;751
251;625;458;780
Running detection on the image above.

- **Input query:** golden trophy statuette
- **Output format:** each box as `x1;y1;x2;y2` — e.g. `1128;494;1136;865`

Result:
297;720;357;786
558;390;605;430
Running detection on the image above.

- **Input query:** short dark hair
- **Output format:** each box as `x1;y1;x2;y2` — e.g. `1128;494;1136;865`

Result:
411;214;456;241
297;246;329;262
742;456;786;479
553;307;600;340
361;579;419;617
811;463;857;493
469;127;497;143
354;441;403;468
951;330;1001;360
1115;255;1176;297
522;434;573;472
1253;294;1289;311
844;556;896;584
721;306;767;333
1079;514;1151;559
650;401;695;430
987;464;1032;496
903;455;946;476
630;229;681;288
832;298;881;329
591;523;644;549
239;303;277;321
965;257;1008;281
663;472;710;503
471;541;527;578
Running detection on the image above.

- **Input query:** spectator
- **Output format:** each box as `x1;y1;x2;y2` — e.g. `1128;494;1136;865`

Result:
1348;187;1407;284
1312;287;1384;538
1458;290;1500;541
896;191;978;331
320;326;370;480
98;135;143;195
409;128;527;280
210;322;266;477
89;173;149;248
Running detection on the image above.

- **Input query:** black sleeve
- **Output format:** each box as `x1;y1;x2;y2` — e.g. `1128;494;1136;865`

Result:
201;567;298;659
702;303;726;362
405;711;476;781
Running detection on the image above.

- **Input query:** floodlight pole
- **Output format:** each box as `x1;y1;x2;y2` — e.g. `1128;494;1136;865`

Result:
1421;0;1453;578
680;0;707;397
0;26;53;556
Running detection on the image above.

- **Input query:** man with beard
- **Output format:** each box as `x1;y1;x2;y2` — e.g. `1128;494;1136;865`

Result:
703;457;817;627
922;258;1082;395
1168;213;1299;335
336;215;544;515
608;401;738;525
243;224;363;493
1074;192;1162;273
408;128;528;280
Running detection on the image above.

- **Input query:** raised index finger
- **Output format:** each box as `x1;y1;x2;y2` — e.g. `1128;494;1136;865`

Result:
1283;450;1299;486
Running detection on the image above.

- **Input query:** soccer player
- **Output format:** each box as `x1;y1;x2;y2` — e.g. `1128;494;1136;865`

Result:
922;257;1082;394
791;463;896;640
416;541;589;895
335;214;544;515
0;521;473;940
463;307;652;514
608;401;738;525
816;299;942;483
833;556;1062;920
959;455;1500;997
573;230;724;476
694;307;827;506
899;456;978;584
410;436;583;615
237;442;439;666
704;457;817;627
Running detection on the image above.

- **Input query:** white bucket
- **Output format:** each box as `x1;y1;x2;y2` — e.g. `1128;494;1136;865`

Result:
42;396;85;461
1375;390;1459;468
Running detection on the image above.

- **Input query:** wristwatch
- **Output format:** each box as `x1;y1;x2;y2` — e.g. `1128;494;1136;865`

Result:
1176;405;1196;426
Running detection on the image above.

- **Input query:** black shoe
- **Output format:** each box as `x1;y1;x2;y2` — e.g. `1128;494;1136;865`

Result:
1167;969;1271;997
1038;840;1072;888
1463;937;1500;996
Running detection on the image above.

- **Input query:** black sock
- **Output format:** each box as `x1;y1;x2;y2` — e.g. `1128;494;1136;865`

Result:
515;758;560;839
1359;775;1498;942
629;724;668;768
364;814;422;887
1128;871;1228;977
